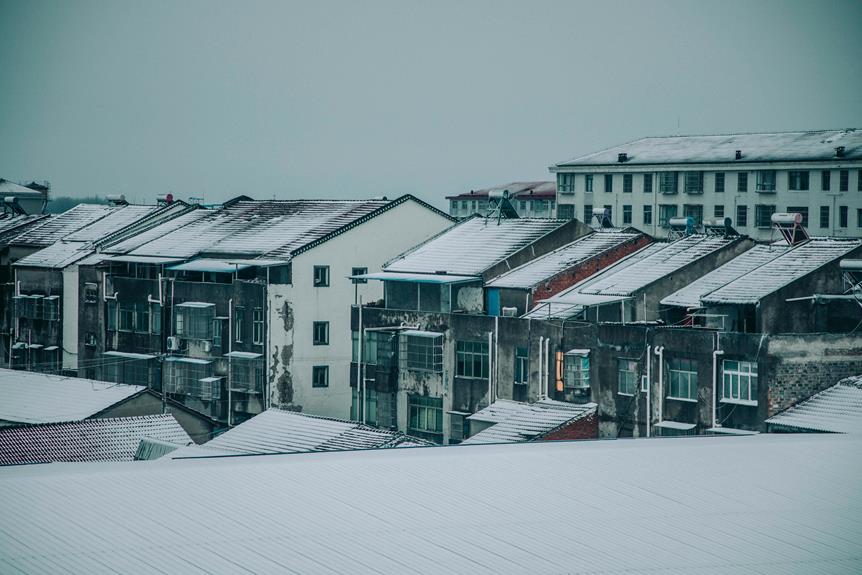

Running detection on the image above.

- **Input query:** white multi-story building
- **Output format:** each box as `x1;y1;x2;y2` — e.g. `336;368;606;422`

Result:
446;182;557;219
551;129;862;241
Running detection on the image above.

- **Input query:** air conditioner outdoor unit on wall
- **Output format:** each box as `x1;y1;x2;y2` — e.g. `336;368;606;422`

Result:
501;307;518;317
202;341;212;353
167;336;180;351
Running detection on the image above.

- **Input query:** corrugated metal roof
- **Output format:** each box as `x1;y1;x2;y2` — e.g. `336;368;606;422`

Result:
486;230;644;289
0;368;146;425
0;214;49;244
445;181;556;200
62;205;160;242
0;434;859;574
385;217;569;276
0;415;191;465
547;236;735;300
463;399;596;444
556;129;862;167
702;238;861;304
661;244;791;308
104;208;214;254
170;408;425;458
766;376;862;434
10;204;119;246
12;241;94;268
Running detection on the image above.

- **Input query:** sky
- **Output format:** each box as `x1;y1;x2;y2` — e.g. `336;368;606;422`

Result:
1;0;860;209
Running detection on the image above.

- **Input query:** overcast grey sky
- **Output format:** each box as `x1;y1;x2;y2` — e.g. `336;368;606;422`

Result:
1;0;860;208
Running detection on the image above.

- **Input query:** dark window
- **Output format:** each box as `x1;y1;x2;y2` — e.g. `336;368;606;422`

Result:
839;205;848;228
659;172;678;194
408;395;443;435
618;359;638;396
584;204;592;221
151;303;161;335
820;206;830;228
604;174;613;193
557;173;576;193
557;204;574;220
312;365;329;387
455;340;489;379
684;171;703;193
858;170;862;191
643;205;653;225
714;172;725;193
659;204;678;227
789;171;809;191
107;300;117;331
736;205;748;227
623;174;632;193
839;170;848;192
714;205;724;218
857;209;862;228
253;308;264;345
313;321;329;345
755;205;776;228
737;172;748;192
313;265;330;287
683;204;703;226
585;175;593;192
514;346;529;385
787;206;809;227
643;173;653;193
756;170;775;191
235;306;244;342
821;170;831;191
668;358;698;400
84;283;98;303
603;205;613;221
622;205;632;224
351;267;368;283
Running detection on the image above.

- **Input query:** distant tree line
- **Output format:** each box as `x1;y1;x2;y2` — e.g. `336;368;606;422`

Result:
45;196;107;214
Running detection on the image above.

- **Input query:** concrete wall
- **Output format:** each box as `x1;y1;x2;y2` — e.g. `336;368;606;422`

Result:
269;199;453;419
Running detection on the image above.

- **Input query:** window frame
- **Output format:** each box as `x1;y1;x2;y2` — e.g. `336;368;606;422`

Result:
736;205;748;227
313;265;330;287
617;359;638;396
584;174;593;193
820;205;830;228
684;171;703;194
643;173;653;193
622;204;632;224
351;267;368;283
667;358;698;401
721;359;758;405
789;170;809;191
737;172;748;193
714;172;725;193
604;174;613;193
455;340;489;379
312;320;329;346
643;204;653;225
312;365;329;388
623;174;633;193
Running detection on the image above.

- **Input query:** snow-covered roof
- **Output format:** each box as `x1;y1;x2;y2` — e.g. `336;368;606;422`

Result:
0;214;49;244
555;128;862;167
62;205;160;242
9;204;119;247
661;244;791;308
0;369;146;425
169;408;426;458
0;415;191;466
701;238;861;305
385;217;569;276
103;209;213;254
486;230;645;289
463;399;596;444
13;241;94;268
445;181;556;200
765;375;862;434
0;434;859;574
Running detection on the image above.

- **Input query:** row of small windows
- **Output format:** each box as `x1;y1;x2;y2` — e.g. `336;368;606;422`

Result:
558;169;862;194
562;203;862;229
448;199;555;215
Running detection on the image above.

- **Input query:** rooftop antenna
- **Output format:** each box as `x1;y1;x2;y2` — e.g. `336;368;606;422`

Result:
770;212;809;246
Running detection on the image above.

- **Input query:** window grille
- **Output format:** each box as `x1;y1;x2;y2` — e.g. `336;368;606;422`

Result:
563;352;590;389
175;302;215;340
402;332;443;372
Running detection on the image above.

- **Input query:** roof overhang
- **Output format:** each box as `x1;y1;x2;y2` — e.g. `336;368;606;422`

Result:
106;255;184;265
103;351;157;360
353;272;480;284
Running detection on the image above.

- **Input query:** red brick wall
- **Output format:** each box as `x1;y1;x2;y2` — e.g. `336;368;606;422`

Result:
541;411;598;441
531;235;652;302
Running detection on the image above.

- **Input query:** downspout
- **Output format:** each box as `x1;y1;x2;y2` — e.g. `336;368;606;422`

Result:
265;267;270;410
712;332;724;429
545;337;550;398
654;346;664;425
487;331;493;405
494;315;499;400
357;297;363;423
228;298;233;428
645;344;651;438
537;336;544;400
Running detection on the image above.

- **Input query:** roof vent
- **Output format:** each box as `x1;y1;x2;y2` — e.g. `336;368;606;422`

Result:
617;152;628;163
836;146;846;158
734;150;742;160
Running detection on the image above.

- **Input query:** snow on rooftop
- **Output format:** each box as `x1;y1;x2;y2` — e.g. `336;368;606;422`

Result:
0;414;191;465
765;375;862;434
13;241;95;268
170;408;423;458
445;181;556;200
385;217;568;276
701;238;861;305
0;434;859;574
486;230;644;289
463;399;596;444
62;205;160;242
104;208;213;254
661;244;791;308
0;214;48;244
10;204;119;246
556;128;862;167
0;369;146;425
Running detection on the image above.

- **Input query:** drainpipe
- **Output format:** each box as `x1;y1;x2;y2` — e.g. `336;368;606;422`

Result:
537;336;543;400
228;298;233;428
712;333;724;430
545;337;550;398
357;297;363;423
645;344;651;438
654;346;664;425
494;315;499;400
487;331;493;406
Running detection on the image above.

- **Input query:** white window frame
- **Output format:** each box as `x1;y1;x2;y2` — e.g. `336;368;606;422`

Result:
721;359;758;405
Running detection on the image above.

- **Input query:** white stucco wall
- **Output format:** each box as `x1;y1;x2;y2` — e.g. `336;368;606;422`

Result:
268;199;452;419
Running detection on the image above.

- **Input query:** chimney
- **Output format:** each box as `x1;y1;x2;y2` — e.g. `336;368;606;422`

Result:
617;152;628;163
734;150;742;160
836;146;846;158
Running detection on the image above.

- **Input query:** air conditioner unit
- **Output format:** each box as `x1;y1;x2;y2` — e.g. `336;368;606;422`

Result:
202;340;212;353
166;336;180;351
501;307;518;317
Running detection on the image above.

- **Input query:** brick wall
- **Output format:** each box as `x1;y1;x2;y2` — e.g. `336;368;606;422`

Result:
541;410;598;441
532;235;652;301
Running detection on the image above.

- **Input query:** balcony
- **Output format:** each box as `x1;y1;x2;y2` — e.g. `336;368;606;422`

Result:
755;185;776;194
